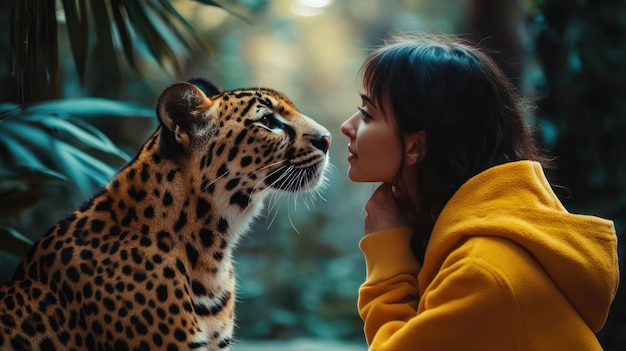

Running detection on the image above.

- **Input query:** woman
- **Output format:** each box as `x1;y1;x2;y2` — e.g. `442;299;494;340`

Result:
341;33;619;350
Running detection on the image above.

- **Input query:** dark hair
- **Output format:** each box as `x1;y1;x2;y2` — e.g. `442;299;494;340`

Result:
361;33;548;258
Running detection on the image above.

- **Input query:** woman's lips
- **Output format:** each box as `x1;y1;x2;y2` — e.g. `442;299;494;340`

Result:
347;147;357;161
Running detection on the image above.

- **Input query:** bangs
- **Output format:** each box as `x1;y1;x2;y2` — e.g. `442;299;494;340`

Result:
361;47;396;116
361;41;427;124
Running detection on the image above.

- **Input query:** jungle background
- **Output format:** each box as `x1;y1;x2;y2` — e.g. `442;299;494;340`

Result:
0;0;624;350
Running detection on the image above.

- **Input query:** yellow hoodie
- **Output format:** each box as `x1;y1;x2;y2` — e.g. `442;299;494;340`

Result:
358;161;619;351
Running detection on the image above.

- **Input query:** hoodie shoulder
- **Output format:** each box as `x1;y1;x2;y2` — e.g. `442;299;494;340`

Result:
421;161;619;331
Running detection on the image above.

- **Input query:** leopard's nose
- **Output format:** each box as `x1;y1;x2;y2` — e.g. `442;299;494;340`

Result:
310;134;331;154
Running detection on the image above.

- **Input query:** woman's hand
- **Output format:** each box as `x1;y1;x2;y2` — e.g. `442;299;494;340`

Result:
364;183;411;235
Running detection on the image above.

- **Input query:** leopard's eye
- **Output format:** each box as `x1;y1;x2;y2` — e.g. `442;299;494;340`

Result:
257;113;281;129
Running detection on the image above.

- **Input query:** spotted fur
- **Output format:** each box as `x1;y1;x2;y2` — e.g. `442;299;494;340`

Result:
0;81;331;351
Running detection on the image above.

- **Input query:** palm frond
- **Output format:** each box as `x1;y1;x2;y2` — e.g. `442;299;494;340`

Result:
10;0;58;104
10;0;253;105
61;0;89;83
0;99;153;204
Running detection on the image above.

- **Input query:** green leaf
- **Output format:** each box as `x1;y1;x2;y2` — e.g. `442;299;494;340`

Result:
10;0;32;104
110;0;138;71
0;166;68;187
9;0;59;104
0;122;56;170
10;0;256;96
192;0;251;23
0;226;34;257
90;0;122;86
0;103;21;120
34;116;130;161
0;113;122;199
124;1;181;73
148;0;197;53
45;0;59;96
153;0;213;56
62;0;90;83
193;0;224;6
20;98;154;119
0;98;153;199
55;141;116;194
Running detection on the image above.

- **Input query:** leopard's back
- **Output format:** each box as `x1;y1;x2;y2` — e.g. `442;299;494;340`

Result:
0;81;331;351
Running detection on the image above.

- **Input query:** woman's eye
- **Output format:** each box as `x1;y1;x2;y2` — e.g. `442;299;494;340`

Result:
357;106;371;120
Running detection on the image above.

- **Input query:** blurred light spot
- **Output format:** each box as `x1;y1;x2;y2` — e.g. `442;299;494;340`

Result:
300;0;333;7
291;0;333;17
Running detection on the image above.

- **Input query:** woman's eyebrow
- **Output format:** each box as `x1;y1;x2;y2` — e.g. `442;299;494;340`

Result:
360;93;373;105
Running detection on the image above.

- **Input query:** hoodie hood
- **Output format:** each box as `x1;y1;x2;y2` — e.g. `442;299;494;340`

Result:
419;161;619;332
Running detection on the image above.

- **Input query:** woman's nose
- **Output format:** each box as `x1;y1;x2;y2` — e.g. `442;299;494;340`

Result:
340;121;349;136
341;114;356;137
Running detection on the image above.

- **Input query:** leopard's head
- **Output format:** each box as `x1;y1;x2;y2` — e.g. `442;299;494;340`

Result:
156;81;331;210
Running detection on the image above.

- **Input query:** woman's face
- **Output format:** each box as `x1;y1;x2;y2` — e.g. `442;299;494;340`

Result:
340;92;403;183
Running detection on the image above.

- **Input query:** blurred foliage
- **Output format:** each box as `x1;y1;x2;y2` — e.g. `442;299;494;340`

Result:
532;0;626;209
235;212;365;342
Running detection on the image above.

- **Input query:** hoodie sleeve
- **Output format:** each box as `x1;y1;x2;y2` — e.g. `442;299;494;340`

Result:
358;227;421;345
359;231;531;351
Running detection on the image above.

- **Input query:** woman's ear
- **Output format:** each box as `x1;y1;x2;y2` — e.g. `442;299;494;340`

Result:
404;131;427;166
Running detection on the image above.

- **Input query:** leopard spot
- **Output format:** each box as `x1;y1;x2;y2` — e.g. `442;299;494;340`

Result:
225;178;240;190
240;156;252;167
162;191;173;206
144;206;155;219
174;211;188;231
60;247;74;265
196;198;211;218
185;244;199;269
217;217;229;233
229;191;249;209
199;229;215;248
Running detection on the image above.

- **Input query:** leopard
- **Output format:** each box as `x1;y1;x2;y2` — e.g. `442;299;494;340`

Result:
0;79;331;351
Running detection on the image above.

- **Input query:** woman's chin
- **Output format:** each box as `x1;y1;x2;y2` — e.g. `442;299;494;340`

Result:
347;168;362;182
347;169;376;183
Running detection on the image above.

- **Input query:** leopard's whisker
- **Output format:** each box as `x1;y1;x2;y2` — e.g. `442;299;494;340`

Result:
249;159;289;176
287;202;301;235
244;164;290;215
250;163;288;195
202;169;231;191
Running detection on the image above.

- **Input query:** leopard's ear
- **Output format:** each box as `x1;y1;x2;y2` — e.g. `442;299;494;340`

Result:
187;77;221;98
157;82;215;154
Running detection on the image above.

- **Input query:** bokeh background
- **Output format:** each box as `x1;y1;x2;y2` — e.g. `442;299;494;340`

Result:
1;0;624;350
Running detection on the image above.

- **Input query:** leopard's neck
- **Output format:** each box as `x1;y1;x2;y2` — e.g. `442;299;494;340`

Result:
100;141;265;291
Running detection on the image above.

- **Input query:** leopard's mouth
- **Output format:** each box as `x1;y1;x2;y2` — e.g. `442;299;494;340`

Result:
263;156;329;192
